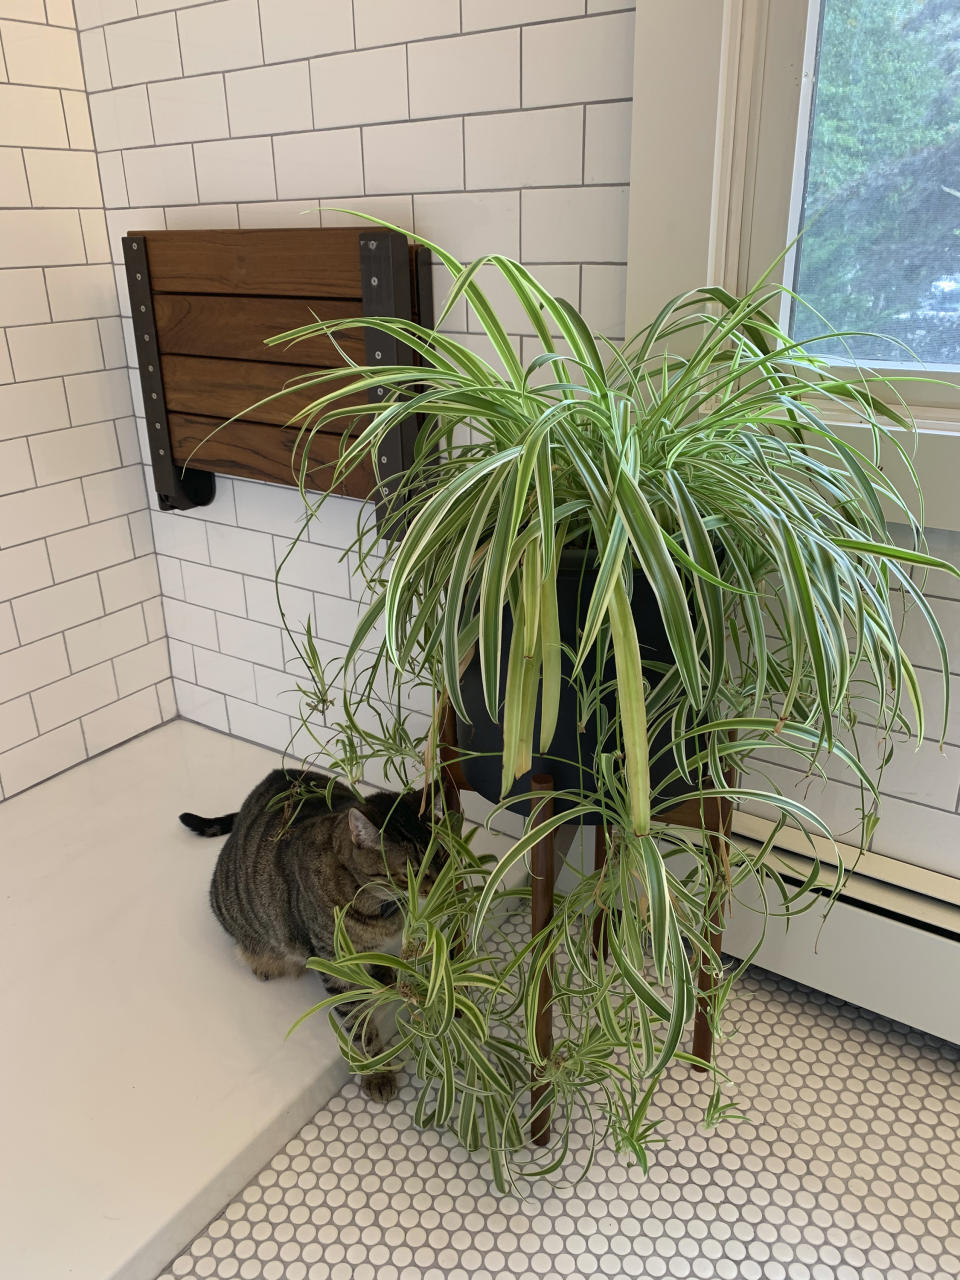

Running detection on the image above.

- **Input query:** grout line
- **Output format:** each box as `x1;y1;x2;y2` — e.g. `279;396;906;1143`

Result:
62;622;76;674
104;21;115;91
143;82;158;148
580;102;587;184
40;535;56;587
86;52;631;106
6;600;23;650
519;23;523;110
4;138;119;159
87;3;617;46
92;312;107;369
354;124;367;204
189;139;201;202
19;146;37;207
129;190;628;237
2;308;123;333
224;74;237;140
0;713;178;799
21;689;40;741
0;329;13;383
254;0;266;65
24;435;38;491
88;97;633;151
76;204;97;263
99;14;117;91
261;133;277;201
93;561;107;613
306;55;317;131
76;709;92;759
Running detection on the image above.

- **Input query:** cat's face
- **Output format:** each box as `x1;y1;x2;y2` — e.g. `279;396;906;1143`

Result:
346;806;438;893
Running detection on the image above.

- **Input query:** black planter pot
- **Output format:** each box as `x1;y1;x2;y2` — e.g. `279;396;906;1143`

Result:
455;552;687;824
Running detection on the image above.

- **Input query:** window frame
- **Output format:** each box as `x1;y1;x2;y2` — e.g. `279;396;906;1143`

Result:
624;0;960;532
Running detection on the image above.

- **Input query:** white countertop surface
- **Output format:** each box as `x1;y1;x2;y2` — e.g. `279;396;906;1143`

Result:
0;719;347;1280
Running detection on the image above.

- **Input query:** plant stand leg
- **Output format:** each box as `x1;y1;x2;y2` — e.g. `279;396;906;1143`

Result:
592;823;610;962
530;773;555;1147
438;701;463;817
437;701;466;963
692;794;732;1072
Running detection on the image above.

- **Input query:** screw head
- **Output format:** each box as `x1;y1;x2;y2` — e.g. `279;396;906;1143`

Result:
135;272;142;281
151;392;157;399
158;449;165;456
140;304;146;312
154;423;161;430
374;350;382;359
369;240;377;250
143;334;150;342
370;275;378;286
131;241;138;249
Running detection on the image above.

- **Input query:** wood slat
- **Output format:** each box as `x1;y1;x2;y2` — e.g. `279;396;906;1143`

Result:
169;413;376;498
128;228;425;509
161;354;368;427
140;229;365;298
154;294;366;367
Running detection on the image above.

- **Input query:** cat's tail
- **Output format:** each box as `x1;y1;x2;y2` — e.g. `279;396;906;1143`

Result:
179;811;236;837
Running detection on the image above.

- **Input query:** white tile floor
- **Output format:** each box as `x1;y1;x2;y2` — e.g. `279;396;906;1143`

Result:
156;912;960;1280
3;720;958;1280
0;721;350;1280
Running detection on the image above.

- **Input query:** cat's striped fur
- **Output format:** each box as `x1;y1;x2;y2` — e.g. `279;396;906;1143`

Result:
180;768;434;1101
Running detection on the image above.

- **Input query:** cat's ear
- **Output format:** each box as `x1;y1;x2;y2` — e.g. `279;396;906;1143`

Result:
348;807;381;851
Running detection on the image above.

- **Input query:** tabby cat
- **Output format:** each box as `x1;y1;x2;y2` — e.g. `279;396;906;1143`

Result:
180;768;434;1101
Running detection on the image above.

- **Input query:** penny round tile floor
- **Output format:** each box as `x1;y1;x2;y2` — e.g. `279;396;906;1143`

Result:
156;914;960;1280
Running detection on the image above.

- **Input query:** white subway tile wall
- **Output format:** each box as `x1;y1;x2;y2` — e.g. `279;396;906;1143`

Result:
177;0;261;76
406;29;521;118
0;82;70;146
225;62;313;138
104;11;181;86
0;9;171;799
62;87;96;149
147;73;228;147
308;45;408;130
260;0;354;64
272;129;363;202
0;19;85;88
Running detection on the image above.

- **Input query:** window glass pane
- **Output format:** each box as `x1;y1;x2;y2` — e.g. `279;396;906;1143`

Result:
792;0;960;367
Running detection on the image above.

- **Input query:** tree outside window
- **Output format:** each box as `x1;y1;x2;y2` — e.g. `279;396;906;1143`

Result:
793;0;960;367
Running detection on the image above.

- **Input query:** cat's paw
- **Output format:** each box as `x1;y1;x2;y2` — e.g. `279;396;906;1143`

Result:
361;1070;398;1103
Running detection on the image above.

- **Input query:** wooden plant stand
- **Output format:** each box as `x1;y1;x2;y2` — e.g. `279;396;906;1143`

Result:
439;707;733;1146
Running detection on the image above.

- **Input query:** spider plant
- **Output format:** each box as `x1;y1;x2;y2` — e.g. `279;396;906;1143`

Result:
260;216;956;1191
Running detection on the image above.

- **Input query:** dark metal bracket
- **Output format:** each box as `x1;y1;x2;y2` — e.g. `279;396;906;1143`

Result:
412;245;435;471
359;232;419;534
122;234;215;512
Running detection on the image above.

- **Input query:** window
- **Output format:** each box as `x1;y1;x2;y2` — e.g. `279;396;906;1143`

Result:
625;1;960;528
792;0;960;369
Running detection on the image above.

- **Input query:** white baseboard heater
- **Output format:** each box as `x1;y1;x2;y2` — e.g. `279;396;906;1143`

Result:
726;814;960;1045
